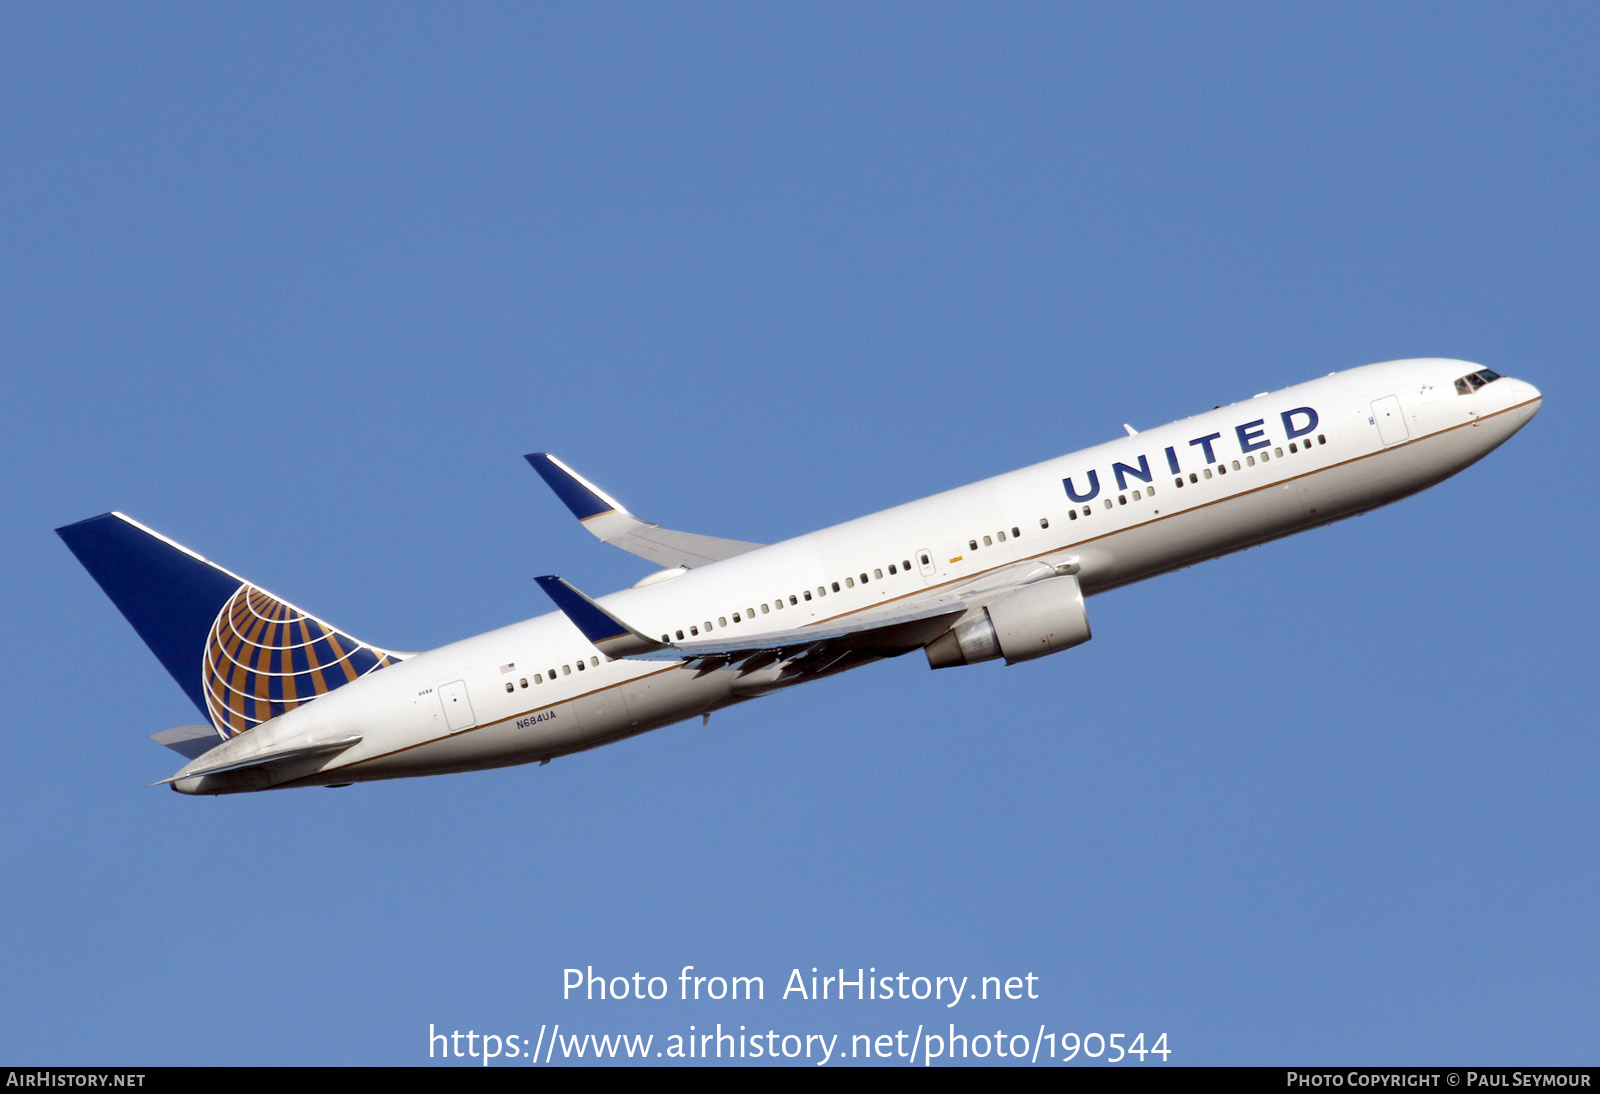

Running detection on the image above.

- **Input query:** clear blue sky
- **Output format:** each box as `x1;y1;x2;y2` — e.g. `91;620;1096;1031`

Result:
3;3;1593;1066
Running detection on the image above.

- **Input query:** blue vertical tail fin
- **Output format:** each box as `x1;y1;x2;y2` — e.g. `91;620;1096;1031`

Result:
56;513;405;738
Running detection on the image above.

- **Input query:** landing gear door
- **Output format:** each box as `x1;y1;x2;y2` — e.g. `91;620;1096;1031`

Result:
438;679;477;733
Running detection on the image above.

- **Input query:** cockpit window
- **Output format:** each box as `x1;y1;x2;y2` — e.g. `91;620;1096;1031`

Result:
1454;369;1503;395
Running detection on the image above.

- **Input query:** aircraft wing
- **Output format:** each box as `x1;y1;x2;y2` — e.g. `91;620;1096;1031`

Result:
534;575;969;663
536;556;1081;667
527;453;765;569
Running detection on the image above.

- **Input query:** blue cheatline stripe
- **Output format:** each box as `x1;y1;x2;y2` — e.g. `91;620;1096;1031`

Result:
524;453;614;520
57;513;241;717
533;575;633;645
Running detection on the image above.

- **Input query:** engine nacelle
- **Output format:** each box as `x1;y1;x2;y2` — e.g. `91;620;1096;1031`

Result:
924;574;1092;669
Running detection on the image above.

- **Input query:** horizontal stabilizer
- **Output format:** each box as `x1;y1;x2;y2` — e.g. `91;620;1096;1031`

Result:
157;734;363;785
151;724;223;760
526;454;764;569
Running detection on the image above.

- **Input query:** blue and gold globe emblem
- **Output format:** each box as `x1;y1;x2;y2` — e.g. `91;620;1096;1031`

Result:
202;584;400;736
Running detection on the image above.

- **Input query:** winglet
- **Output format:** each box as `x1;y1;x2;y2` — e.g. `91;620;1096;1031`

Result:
525;453;625;521
534;575;678;660
525;454;765;569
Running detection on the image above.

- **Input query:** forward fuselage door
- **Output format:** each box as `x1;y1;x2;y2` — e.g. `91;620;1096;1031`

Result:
916;547;939;586
1371;395;1410;447
438;679;477;733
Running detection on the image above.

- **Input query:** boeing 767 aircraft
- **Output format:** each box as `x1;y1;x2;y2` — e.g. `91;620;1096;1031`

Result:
58;358;1540;794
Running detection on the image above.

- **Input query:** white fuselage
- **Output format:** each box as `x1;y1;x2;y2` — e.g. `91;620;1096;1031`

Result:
173;359;1540;793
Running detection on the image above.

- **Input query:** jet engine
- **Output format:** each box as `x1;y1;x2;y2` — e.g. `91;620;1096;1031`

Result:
924;574;1092;669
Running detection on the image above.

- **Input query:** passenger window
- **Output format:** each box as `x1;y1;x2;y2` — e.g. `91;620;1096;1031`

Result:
1175;477;1184;487
520;678;528;688
921;551;932;563
789;596;797;606
1118;495;1127;505
1317;434;1326;445
1068;510;1078;520
676;629;685;639
690;625;699;635
1217;464;1226;475
1232;460;1240;470
535;673;543;684
832;582;841;592
562;665;570;676
888;564;897;575
759;605;768;615
591;658;598;667
969;539;978;551
845;577;854;588
996;531;1006;543
803;591;812;601
576;661;585;671
1289;442;1298;453
1011;528;1020;538
704;621;713;631
860;573;869;584
505;682;514;693
904;559;913;569
874;568;883;579
1103;498;1113;509
732;612;741;623
983;535;992;546
1246;456;1255;466
1189;473;1198;483
1203;468;1212;479
1039;518;1049;529
1275;447;1283;457
1082;505;1091;516
719;616;727;626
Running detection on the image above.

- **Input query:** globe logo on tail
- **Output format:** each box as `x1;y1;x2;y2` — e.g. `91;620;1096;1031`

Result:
202;584;400;736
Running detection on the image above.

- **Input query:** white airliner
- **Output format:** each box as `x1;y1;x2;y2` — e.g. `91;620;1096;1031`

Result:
58;358;1539;795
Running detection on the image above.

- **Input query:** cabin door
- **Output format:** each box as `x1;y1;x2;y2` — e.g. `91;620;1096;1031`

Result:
437;679;477;733
1371;396;1409;447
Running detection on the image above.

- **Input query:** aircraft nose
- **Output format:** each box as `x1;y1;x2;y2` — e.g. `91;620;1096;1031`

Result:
1499;376;1542;428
